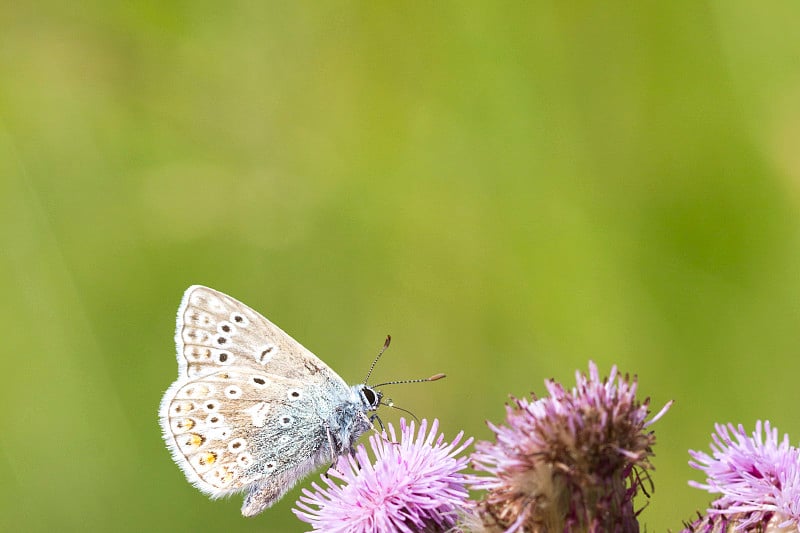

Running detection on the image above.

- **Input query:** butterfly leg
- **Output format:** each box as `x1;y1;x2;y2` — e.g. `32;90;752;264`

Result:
369;414;401;449
323;423;343;476
369;413;384;431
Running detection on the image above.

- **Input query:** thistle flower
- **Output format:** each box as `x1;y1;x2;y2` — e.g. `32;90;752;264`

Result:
471;361;671;533
294;418;475;533
684;421;800;532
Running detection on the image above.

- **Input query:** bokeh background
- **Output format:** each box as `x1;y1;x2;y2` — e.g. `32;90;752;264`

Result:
3;3;800;532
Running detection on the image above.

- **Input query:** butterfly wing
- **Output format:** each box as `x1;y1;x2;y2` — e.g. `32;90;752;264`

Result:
171;285;344;381
159;286;358;509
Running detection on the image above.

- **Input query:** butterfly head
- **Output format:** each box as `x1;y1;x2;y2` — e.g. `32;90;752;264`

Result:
353;383;383;412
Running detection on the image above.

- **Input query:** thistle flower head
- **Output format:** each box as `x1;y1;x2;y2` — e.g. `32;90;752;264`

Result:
294;418;474;533
471;361;671;532
685;421;800;532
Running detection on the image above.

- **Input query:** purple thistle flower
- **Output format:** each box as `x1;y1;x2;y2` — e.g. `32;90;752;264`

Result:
684;421;800;532
471;361;671;533
293;418;475;533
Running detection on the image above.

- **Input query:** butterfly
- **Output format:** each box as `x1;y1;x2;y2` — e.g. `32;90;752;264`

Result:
158;285;443;516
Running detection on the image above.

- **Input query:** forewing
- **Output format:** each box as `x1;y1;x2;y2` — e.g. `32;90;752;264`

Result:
174;285;344;383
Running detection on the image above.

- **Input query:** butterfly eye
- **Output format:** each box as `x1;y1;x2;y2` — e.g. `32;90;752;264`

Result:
279;416;294;428
362;387;377;406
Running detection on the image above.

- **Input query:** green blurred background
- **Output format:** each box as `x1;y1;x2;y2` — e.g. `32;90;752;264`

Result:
3;2;800;532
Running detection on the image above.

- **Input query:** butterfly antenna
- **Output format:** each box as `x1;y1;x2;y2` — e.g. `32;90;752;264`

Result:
373;373;446;388
380;401;420;422
381;400;419;422
364;335;392;385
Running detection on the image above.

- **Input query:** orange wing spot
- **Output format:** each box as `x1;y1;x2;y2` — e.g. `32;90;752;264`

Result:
174;401;194;414
176;418;195;431
184;433;205;448
208;465;236;486
180;384;212;399
199;452;217;466
186;346;211;361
